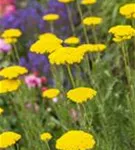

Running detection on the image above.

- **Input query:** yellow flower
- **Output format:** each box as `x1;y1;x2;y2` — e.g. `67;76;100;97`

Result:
67;87;97;103
4;38;17;44
49;47;85;65
0;79;21;94
119;3;135;19
56;130;95;150
109;25;135;42
0;66;28;79
43;13;60;21
58;0;75;3
0;131;21;148
1;29;22;38
40;132;52;141
64;36;80;45
42;88;60;99
83;16;103;26
81;0;96;5
30;33;62;54
78;44;106;53
0;108;4;115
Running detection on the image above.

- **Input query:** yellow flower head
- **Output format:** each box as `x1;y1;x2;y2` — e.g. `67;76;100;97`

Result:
4;38;18;44
81;0;96;5
1;29;22;38
78;44;106;53
83;16;103;26
30;33;62;54
58;0;74;3
64;36;80;45
67;87;97;103
40;132;52;141
56;130;95;150
0;108;4;115
0;79;21;94
109;25;135;42
42;88;60;99
49;47;85;65
0;131;21;148
0;66;28;79
43;13;60;21
119;3;135;19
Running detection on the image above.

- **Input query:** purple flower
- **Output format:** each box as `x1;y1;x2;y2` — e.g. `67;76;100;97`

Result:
19;52;50;74
0;38;12;53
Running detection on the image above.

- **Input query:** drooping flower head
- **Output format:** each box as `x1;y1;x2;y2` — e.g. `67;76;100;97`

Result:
40;132;52;141
0;131;21;148
0;79;21;94
0;38;11;53
64;36;80;45
81;0;96;5
56;130;95;150
83;16;103;26
119;3;135;19
43;13;60;22
109;25;135;42
42;88;60;99
0;66;28;79
49;47;85;65
67;87;97;103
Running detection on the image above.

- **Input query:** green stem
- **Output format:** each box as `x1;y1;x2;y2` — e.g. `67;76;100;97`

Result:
76;1;89;43
12;44;20;62
91;27;98;43
66;4;76;35
66;65;75;88
45;141;51;150
50;22;54;33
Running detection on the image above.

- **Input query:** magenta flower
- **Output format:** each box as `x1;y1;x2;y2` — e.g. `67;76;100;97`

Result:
0;39;12;53
24;74;42;88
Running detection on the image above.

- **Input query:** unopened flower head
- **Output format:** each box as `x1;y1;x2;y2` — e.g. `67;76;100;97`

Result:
40;132;52;141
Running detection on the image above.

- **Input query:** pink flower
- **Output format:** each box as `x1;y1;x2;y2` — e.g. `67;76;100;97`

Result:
25;74;42;88
4;4;16;16
0;39;12;53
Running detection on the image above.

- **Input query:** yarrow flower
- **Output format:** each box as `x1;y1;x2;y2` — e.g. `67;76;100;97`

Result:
119;3;135;19
42;88;60;99
1;28;22;44
0;66;28;79
81;0;96;5
30;33;62;54
56;130;95;150
0;39;11;53
43;13;60;21
67;87;97;103
78;44;107;53
64;36;80;45
108;25;135;42
0;131;21;148
0;79;21;94
58;0;75;4
49;47;85;65
83;16;103;26
40;132;52;141
0;108;4;115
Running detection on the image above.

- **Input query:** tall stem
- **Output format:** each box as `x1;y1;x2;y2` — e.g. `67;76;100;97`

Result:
66;65;75;88
76;1;89;43
66;4;76;35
